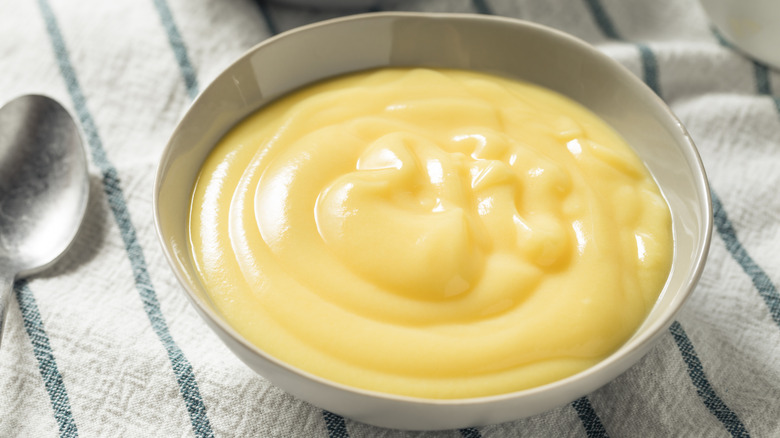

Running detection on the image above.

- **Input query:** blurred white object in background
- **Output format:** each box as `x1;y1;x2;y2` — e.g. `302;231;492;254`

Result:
700;0;780;70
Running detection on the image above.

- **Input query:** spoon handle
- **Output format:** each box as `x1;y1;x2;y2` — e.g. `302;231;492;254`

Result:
0;270;13;348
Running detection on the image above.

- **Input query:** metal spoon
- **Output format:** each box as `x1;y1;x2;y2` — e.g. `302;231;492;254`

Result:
0;95;88;347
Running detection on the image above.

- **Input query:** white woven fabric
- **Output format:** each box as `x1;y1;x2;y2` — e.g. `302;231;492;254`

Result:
1;0;779;436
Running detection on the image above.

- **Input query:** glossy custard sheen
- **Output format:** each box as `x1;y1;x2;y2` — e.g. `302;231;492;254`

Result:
189;68;673;399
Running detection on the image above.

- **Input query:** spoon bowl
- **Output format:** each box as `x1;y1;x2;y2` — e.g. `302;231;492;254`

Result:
0;94;88;346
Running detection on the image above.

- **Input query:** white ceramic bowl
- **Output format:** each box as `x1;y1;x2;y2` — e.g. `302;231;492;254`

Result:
154;12;712;430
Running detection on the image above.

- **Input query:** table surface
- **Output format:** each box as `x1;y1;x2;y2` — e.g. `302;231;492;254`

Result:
1;0;779;437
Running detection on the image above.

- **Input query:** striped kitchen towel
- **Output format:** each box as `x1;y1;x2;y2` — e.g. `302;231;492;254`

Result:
1;0;778;436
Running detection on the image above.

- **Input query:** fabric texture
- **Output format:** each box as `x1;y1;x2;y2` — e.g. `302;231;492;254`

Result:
1;0;779;436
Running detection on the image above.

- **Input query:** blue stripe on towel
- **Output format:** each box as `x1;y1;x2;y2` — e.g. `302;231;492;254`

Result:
37;1;214;437
583;0;619;39
713;28;780;114
637;43;660;95
322;411;349;438
753;63;780;114
669;321;750;438
571;397;609;438
15;281;79;438
753;62;772;95
151;0;199;100
459;427;483;438
712;192;780;327
253;0;279;36
471;0;494;15
583;0;661;96
458;427;482;438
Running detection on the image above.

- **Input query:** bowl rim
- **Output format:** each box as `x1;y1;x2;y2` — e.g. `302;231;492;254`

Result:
153;11;714;406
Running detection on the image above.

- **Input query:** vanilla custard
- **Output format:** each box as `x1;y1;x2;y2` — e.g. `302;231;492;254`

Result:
188;68;673;399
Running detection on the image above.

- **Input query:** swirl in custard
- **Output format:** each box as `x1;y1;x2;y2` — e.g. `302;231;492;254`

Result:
189;68;672;398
